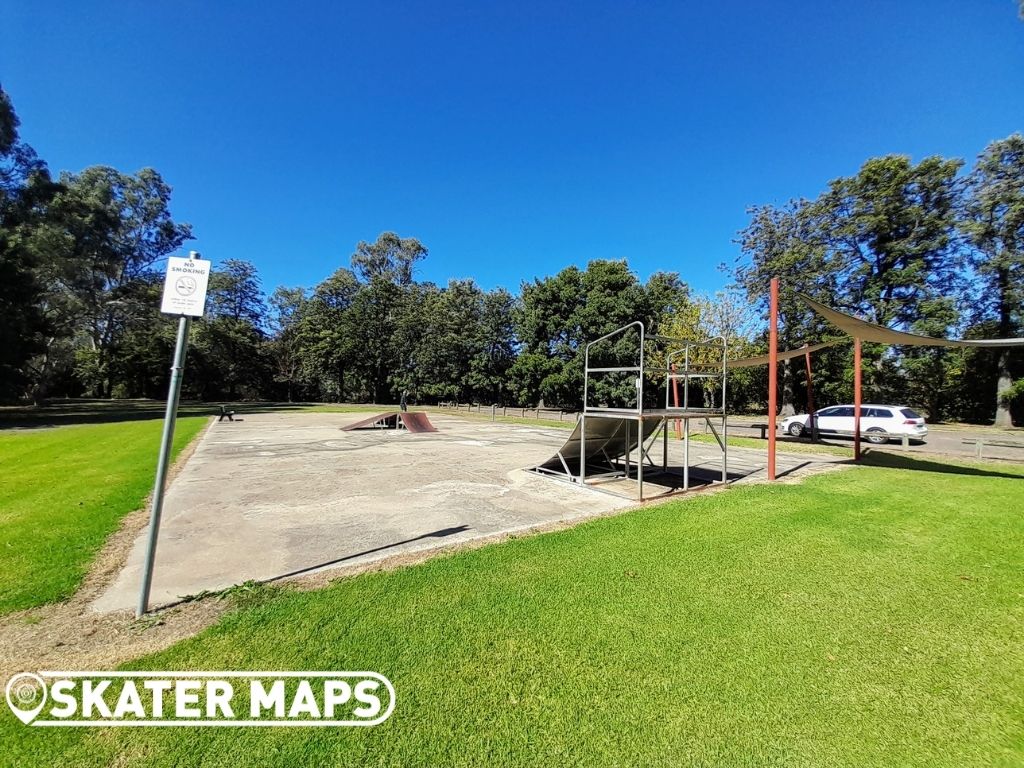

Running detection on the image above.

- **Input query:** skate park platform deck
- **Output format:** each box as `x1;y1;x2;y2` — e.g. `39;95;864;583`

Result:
94;411;842;613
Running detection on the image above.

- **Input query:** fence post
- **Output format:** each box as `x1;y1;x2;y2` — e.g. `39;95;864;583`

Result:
901;433;909;449
491;404;496;421
976;439;984;459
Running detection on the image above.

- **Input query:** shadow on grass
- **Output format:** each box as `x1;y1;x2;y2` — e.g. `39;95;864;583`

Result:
861;449;1024;480
0;398;328;430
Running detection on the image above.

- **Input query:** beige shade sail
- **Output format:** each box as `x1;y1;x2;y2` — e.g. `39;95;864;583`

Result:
726;339;845;369
800;295;1024;348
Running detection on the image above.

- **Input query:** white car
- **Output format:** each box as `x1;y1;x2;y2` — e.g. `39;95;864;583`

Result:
780;404;928;445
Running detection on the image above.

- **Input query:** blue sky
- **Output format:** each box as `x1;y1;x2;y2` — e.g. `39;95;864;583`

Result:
2;1;1022;296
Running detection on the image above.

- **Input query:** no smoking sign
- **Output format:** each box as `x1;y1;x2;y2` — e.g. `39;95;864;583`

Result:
160;256;210;316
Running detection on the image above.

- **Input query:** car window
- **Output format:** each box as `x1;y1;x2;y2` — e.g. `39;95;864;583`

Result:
817;407;839;417
835;407;855;417
872;408;892;418
900;408;921;419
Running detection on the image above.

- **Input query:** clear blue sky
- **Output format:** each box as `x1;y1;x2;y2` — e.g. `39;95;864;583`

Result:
2;1;1022;296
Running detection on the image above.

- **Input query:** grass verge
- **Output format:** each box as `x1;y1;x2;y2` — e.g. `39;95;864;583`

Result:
0;417;207;614
686;431;853;456
3;454;1022;766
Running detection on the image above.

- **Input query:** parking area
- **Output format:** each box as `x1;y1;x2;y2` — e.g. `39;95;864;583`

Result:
94;412;841;612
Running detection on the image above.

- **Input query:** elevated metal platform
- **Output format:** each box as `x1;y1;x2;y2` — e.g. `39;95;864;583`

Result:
530;322;728;501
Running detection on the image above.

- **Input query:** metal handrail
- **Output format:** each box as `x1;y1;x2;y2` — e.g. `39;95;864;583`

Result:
584;321;646;415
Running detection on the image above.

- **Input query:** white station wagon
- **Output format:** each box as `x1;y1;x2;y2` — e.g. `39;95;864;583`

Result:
780;404;928;444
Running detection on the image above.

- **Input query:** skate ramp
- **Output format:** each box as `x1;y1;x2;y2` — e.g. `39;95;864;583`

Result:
400;412;438;433
341;412;401;431
341;411;438;433
533;416;661;476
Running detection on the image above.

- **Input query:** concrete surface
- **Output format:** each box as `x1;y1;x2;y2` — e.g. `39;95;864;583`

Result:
95;412;839;613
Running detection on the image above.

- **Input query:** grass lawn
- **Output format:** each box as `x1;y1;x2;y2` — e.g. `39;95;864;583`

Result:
4;453;1022;766
686;431;854;456
0;417;207;614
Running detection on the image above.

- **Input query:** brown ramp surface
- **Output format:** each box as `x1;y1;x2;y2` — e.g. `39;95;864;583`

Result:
400;411;438;432
341;412;400;431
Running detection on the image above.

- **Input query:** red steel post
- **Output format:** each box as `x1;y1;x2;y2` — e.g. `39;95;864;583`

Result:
768;277;779;480
804;345;816;441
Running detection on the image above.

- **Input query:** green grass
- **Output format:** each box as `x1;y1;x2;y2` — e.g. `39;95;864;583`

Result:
5;454;1023;766
0;417;207;614
686;431;854;456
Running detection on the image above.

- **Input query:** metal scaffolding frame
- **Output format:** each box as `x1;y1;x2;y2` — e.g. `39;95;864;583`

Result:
570;321;728;501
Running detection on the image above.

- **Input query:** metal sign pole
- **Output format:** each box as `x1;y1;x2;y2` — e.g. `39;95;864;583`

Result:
137;314;192;617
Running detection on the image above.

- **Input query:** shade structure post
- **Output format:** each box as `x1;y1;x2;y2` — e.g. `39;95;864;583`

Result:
804;345;817;441
853;337;862;462
767;277;779;480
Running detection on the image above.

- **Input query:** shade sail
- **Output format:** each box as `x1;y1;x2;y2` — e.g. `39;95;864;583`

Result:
800;295;1024;348
726;339;845;369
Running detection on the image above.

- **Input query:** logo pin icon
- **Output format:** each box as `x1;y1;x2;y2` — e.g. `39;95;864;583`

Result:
6;673;47;725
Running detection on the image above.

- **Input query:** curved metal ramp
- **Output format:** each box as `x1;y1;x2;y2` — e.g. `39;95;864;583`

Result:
533;416;661;477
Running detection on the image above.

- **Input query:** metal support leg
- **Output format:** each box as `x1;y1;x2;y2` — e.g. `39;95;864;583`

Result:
625;420;631;479
683;423;690;492
663;419;668;471
638;419;644;502
579;413;587;485
722;415;728;483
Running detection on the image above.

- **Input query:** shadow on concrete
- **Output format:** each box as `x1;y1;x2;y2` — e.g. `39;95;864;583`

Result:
861;450;1023;480
588;463;751;494
266;524;472;583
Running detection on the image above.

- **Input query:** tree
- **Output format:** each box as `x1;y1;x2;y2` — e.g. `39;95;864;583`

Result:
268;286;309;401
511;260;687;409
26;166;192;398
736;201;837;414
0;85;51;400
962;134;1024;426
736;155;965;416
207;259;267;325
815;155;964;329
291;267;361;401
350;232;427;286
190;260;270;399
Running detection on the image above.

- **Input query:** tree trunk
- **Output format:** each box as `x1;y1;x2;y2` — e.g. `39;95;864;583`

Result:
994;266;1014;427
779;359;796;416
994;348;1013;427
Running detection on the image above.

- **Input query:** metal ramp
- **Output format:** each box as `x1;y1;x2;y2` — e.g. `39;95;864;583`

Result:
533;416;661;477
529;321;729;501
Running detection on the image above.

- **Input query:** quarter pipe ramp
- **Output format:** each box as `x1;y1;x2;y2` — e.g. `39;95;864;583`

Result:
532;416;661;477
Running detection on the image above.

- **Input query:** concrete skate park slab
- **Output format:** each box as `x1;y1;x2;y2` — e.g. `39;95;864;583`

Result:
95;412;838;612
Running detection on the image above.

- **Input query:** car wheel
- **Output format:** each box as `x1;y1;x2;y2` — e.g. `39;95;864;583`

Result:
787;422;805;437
865;428;888;445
